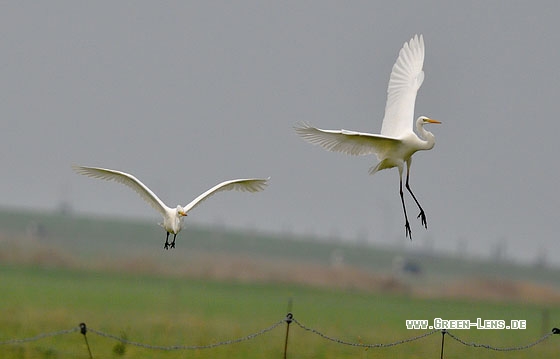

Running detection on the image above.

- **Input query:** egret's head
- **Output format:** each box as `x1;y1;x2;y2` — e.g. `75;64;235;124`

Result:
176;205;188;217
419;116;441;125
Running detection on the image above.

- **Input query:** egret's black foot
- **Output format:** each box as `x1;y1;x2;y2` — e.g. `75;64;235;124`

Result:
417;210;427;229
168;234;177;249
164;232;172;250
405;221;412;239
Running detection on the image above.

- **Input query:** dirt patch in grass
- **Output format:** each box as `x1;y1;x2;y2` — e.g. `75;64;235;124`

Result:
432;277;560;305
181;252;409;293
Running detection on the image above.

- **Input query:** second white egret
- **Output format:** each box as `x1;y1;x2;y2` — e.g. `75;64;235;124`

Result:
295;35;441;239
73;165;269;249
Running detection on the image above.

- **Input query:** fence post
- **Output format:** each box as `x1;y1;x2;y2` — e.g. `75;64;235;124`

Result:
439;329;447;359
79;323;93;359
283;312;293;359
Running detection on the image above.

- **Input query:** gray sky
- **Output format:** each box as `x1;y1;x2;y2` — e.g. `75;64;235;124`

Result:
2;1;560;266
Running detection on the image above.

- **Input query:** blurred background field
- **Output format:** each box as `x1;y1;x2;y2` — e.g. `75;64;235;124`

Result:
1;208;559;358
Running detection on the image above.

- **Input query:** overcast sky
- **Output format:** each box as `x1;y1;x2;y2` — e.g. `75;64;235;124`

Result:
2;1;560;266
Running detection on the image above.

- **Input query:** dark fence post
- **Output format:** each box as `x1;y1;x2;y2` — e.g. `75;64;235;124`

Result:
440;329;447;359
79;323;93;359
283;313;293;359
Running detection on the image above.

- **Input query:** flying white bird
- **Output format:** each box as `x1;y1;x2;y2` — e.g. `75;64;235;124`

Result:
294;35;441;239
72;165;269;249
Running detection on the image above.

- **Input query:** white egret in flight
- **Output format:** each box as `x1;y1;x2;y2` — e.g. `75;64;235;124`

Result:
294;35;441;239
73;166;269;249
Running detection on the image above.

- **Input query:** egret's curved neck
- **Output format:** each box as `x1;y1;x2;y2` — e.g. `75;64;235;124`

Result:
416;119;436;150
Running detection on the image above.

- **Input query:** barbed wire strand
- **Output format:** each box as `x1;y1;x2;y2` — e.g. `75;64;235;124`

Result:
0;320;557;356
87;319;285;351
0;327;79;345
291;317;439;348
445;329;558;352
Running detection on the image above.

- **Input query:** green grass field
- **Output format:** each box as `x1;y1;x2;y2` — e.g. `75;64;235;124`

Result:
0;208;559;358
1;265;559;359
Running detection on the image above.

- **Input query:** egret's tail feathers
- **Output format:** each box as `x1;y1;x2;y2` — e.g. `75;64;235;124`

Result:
369;159;397;175
369;163;382;175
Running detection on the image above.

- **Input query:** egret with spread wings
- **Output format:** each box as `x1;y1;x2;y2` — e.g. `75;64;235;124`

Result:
73;165;269;249
295;35;441;239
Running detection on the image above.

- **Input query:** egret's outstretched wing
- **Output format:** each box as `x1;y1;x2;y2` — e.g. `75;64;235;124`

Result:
72;165;169;215
294;122;401;157
380;34;425;138
183;178;269;214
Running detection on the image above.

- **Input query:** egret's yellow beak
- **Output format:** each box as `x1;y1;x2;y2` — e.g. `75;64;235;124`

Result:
425;118;442;124
179;210;188;217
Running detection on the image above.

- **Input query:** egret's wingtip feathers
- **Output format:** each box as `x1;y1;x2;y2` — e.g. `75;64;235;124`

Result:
409;34;423;46
293;121;313;133
238;178;270;193
72;166;114;180
72;165;98;177
72;165;112;178
71;164;87;173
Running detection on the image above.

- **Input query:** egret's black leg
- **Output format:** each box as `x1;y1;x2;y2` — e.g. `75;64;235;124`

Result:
399;176;412;239
164;232;171;250
405;169;427;229
170;234;177;249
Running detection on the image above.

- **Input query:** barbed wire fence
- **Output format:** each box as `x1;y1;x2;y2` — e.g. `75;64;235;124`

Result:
1;313;558;358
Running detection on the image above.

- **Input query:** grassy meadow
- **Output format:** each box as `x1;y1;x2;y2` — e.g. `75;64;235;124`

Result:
0;208;559;358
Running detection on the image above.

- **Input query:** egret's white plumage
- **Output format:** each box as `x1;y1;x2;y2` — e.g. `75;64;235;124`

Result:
294;35;441;239
73;165;269;249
